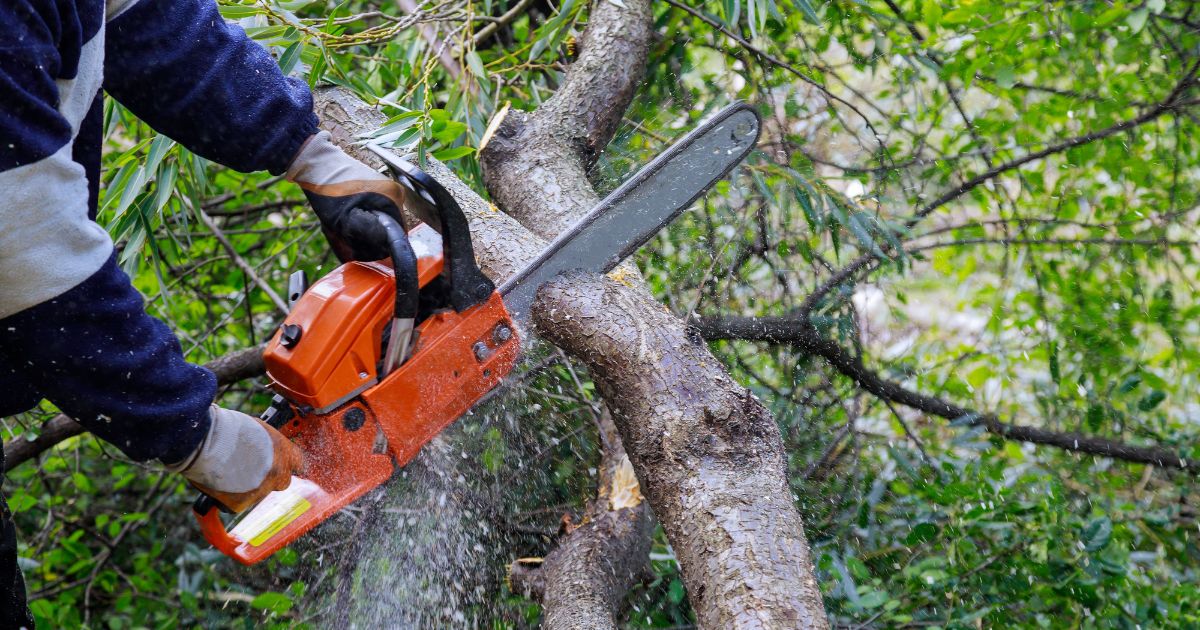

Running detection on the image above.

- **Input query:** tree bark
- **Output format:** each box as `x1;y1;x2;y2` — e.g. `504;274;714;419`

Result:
536;273;829;629
508;408;653;630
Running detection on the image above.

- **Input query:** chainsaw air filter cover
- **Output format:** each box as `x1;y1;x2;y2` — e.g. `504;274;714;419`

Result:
263;224;446;413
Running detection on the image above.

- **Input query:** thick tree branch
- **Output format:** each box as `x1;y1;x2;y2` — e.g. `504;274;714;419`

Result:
480;0;828;623
692;315;1191;472
4;344;268;472
475;0;665;625
511;408;653;629
480;0;654;234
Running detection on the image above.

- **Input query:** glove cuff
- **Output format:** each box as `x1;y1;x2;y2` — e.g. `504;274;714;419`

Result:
169;405;273;494
286;130;387;187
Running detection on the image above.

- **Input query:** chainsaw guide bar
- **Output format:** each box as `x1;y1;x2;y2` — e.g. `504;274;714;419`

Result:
192;103;761;565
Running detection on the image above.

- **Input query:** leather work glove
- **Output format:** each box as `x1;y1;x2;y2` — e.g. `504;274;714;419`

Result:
167;406;305;513
286;130;408;262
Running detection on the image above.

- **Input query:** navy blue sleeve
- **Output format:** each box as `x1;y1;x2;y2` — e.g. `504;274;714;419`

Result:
0;0;73;172
0;253;215;464
103;0;318;175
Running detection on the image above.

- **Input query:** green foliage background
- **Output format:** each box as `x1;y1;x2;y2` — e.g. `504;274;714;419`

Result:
4;0;1200;627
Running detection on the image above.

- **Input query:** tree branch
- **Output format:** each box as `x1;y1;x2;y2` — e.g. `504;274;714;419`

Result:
692;315;1191;472
536;274;830;628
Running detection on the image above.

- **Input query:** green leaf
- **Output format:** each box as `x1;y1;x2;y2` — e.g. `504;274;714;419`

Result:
922;0;942;30
217;3;262;19
791;0;819;24
1137;390;1166;411
905;522;939;545
278;41;303;75
1117;374;1142;394
994;66;1016;89
858;589;889;609
466;51;487;79
1082;516;1112;553
7;490;36;513
251;592;294;614
667;578;686;604
432;146;476;161
1126;8;1149;34
846;556;870;580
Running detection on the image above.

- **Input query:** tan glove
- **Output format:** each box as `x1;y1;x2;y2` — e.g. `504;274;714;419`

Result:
168;406;305;513
286;130;410;263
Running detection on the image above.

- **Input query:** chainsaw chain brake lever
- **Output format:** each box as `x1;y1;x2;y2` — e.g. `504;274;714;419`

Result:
366;145;495;313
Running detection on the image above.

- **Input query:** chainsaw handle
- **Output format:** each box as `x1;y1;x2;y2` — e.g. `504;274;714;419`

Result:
193;495;243;558
377;155;495;312
374;212;420;322
193;493;229;516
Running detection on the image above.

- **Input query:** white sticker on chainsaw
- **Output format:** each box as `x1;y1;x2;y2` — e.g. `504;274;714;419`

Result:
230;477;323;547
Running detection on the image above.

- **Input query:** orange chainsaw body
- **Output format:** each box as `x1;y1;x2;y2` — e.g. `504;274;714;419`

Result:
196;223;520;565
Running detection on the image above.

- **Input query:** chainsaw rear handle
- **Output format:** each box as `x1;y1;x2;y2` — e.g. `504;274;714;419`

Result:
193;493;228;517
371;151;495;312
193;497;241;557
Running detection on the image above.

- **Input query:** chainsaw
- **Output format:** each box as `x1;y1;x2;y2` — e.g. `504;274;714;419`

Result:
193;102;761;565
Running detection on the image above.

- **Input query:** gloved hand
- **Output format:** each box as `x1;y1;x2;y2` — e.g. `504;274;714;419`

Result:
167;405;305;513
286;130;408;262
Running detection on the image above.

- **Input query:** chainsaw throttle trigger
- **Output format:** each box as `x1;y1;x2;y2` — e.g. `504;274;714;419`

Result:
375;212;419;375
367;147;495;313
193;493;232;516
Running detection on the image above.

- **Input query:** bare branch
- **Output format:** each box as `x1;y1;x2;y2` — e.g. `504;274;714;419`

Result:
692;315;1192;472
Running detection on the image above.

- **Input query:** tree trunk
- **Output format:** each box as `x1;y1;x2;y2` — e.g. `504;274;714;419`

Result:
536;273;829;628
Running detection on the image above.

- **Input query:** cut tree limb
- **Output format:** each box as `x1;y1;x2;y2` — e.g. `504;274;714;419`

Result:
692;315;1191;472
536;273;829;629
510;409;653;630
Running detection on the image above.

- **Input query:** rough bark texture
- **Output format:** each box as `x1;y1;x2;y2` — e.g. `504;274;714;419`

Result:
4;343;267;471
536;273;829;629
479;0;653;234
536;504;652;629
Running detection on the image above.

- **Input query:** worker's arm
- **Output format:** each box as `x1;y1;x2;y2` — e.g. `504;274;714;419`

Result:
0;253;300;508
103;0;317;175
104;0;412;260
